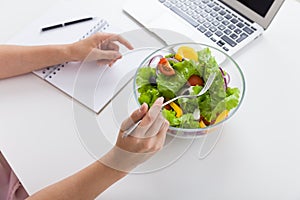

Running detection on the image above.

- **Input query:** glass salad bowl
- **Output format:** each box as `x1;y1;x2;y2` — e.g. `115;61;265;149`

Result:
133;43;245;138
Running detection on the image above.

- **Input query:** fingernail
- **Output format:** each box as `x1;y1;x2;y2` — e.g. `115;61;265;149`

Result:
156;97;164;104
139;103;147;112
165;120;170;127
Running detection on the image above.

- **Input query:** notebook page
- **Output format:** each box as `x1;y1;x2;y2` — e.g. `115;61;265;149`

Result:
45;48;158;113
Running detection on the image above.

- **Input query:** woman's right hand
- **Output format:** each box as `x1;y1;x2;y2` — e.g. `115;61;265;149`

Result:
117;97;169;153
100;97;169;172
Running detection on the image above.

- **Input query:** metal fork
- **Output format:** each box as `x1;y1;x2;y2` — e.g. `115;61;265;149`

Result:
161;72;216;107
122;73;216;138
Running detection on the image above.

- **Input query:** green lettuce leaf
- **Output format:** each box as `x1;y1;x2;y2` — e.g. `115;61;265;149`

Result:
136;67;156;87
156;72;186;99
138;87;160;107
162;109;199;128
191;85;203;95
177;85;203;113
172;60;200;80
225;87;240;110
162;109;181;126
196;48;228;122
179;114;200;129
178;97;198;114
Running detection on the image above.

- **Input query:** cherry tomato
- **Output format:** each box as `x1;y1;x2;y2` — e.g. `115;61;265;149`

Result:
157;58;175;76
188;75;204;86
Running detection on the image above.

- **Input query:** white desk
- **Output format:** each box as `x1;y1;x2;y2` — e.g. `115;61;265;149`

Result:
1;0;300;199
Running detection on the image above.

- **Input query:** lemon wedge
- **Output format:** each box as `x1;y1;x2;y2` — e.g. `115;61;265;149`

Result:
215;110;229;124
177;46;198;61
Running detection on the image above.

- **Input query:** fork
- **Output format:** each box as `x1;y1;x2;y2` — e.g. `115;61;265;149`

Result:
161;72;216;107
122;73;216;138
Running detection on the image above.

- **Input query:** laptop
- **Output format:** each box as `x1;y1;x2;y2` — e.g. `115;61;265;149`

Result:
123;0;285;56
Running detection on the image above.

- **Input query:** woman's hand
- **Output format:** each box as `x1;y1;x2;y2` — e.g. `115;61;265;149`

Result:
100;97;169;172
117;97;169;153
70;32;133;66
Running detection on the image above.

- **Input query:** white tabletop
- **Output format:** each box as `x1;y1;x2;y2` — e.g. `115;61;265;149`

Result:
1;0;300;199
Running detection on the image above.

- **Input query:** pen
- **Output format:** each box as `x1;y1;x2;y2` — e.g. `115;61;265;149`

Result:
41;17;94;32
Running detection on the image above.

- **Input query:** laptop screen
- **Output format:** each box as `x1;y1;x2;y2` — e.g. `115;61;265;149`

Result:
237;0;275;17
222;0;284;29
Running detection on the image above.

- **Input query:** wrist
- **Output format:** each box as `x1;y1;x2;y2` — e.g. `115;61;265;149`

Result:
99;146;153;173
65;43;78;62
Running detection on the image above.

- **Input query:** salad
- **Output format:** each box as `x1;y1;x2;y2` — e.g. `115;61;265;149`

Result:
135;46;240;129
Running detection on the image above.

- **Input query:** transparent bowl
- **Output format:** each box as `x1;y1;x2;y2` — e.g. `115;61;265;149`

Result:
133;43;245;139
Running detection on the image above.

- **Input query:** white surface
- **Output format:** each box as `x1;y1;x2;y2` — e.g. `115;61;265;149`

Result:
1;0;300;199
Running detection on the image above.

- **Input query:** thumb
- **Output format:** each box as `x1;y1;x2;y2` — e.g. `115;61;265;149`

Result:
120;103;148;132
95;49;122;60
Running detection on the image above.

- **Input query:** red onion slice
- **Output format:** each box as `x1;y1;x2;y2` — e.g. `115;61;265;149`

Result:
219;67;228;90
148;55;163;66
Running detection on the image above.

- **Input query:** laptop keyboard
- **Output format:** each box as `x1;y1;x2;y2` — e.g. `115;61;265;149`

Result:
158;0;257;52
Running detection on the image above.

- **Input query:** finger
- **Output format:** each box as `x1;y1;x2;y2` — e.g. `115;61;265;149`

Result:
101;42;119;52
104;34;134;50
156;119;169;139
108;42;120;51
97;55;122;67
143;114;166;138
93;32;113;44
101;41;120;52
108;56;123;67
154;120;169;147
120;103;148;132
141;120;169;153
97;60;111;67
96;49;122;60
132;97;164;137
108;60;117;67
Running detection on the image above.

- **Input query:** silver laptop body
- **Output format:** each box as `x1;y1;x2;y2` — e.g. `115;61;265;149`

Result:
123;0;284;56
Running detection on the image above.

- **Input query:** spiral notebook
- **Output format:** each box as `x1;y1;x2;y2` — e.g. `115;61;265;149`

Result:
7;1;153;113
33;18;111;79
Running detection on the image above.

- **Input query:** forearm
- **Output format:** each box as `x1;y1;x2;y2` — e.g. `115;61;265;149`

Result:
0;33;133;79
26;160;127;200
25;97;167;200
0;44;74;79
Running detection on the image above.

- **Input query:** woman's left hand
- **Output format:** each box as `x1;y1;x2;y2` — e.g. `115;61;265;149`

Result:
70;32;133;66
